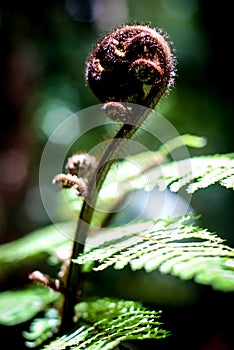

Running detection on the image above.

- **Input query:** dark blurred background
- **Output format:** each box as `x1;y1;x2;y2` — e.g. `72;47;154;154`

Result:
0;1;233;349
0;0;233;245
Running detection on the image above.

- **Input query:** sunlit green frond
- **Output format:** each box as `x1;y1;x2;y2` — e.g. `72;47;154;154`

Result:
99;153;234;203
0;223;71;276
102;133;207;188
161;153;234;193
74;215;234;292
221;174;234;189
0;285;60;326
44;298;169;350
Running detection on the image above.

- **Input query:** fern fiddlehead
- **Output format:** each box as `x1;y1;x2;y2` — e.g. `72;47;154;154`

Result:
60;24;176;334
86;24;176;110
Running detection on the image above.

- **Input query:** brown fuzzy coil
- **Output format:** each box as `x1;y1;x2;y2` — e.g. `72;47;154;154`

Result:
85;24;176;108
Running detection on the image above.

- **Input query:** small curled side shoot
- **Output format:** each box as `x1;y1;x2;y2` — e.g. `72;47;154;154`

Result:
86;24;176;122
65;152;97;178
52;153;97;199
29;270;63;292
52;174;88;198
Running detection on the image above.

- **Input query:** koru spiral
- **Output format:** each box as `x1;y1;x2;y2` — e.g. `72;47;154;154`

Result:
85;24;176;112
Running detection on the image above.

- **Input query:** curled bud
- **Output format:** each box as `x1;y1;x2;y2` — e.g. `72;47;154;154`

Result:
65;152;97;179
52;174;88;198
86;24;176;113
101;102;131;123
52;153;97;198
29;270;62;292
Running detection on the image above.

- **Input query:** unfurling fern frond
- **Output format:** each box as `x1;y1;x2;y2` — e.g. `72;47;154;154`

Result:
44;298;169;350
74;215;234;292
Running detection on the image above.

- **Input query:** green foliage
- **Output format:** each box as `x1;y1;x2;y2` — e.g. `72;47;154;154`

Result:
23;308;60;348
100;153;234;204
0;223;71;276
0;285;60;326
0;138;234;348
44;298;169;350
156;153;234;193
74;215;234;292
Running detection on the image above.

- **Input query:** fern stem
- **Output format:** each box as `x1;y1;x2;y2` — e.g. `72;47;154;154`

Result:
59;111;148;334
59;24;175;334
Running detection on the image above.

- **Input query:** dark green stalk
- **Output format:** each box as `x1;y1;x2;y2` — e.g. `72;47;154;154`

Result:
60;94;166;334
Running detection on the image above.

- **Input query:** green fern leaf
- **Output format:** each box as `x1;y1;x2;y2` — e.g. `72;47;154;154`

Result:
74;215;234;292
99;153;234;203
168;154;234;193
221;174;234;189
0;223;71;278
43;298;169;350
23;308;60;348
0;284;60;326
